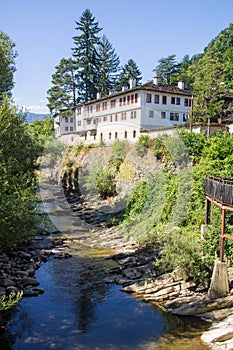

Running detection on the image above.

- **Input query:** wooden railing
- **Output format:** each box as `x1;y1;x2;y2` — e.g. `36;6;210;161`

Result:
204;175;233;206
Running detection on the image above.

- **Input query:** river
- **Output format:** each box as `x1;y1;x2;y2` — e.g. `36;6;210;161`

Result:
0;242;209;350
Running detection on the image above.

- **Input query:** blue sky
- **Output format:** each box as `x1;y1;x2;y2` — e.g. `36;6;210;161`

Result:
1;0;233;114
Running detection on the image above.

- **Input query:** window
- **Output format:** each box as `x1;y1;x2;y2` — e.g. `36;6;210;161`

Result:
115;114;118;121
146;94;152;103
96;104;101;112
77;120;81;126
162;96;167;104
103;116;107;122
70;126;73;131
171;97;175;104
133;130;136;138
170;113;179;121
70;117;74;123
102;102;107;110
65;117;68;123
109;132;111;139
135;94;138;103
183;113;189;121
65;126;69;131
110;99;116;108
115;132;118;139
154;95;159;104
184;98;192;107
176;97;180;105
119;98;122;106
110;115;113;122
77;108;81;115
123;97;126;105
161;112;166;119
149;110;154;118
134;111;137;119
86;119;91;125
127;95;130;104
121;112;126;120
131;111;134;119
124;131;127;138
131;95;134;104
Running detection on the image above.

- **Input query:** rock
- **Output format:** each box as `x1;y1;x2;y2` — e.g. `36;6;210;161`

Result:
171;295;233;316
21;277;40;287
0;279;16;287
201;315;233;349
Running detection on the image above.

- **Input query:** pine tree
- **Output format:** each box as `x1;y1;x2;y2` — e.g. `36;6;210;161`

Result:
47;58;78;114
117;59;142;89
72;9;102;102
153;54;178;85
96;35;120;96
0;31;17;102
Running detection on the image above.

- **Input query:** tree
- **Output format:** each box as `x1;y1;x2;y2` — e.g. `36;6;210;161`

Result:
96;35;120;96
0;31;17;101
47;58;78;114
117;59;142;89
153;54;178;85
0;96;38;249
72;9;102;102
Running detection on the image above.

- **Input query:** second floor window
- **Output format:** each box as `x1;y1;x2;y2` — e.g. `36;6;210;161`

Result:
162;96;167;105
154;95;159;104
149;110;154;118
146;94;152;103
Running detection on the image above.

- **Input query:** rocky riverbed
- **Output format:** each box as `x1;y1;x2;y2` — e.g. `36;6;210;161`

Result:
1;186;233;349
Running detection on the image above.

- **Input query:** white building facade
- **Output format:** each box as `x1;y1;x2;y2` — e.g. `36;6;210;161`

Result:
54;80;192;144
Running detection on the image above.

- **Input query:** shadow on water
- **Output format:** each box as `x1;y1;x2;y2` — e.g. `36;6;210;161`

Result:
0;247;210;350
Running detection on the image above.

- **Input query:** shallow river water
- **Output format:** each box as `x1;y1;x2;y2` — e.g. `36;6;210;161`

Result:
0;246;210;350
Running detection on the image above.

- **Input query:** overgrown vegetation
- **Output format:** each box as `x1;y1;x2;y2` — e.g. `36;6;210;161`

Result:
122;131;233;285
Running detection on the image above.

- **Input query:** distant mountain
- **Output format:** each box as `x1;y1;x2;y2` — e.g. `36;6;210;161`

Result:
25;112;51;124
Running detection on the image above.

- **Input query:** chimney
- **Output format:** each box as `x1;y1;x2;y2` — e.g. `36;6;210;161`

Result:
178;81;184;89
122;86;128;91
96;92;102;99
153;76;158;85
129;78;136;89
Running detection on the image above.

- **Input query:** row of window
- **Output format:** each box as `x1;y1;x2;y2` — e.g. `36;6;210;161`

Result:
149;111;189;121
146;93;192;107
64;117;74;123
64;126;74;132
101;130;137;140
85;94;139;114
99;111;137;123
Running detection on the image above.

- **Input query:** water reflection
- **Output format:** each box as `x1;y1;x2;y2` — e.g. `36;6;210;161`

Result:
1;254;209;350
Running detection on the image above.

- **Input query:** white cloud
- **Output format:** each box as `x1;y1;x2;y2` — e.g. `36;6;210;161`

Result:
25;105;50;115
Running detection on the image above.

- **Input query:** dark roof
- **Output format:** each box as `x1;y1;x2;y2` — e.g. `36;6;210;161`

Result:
84;82;192;105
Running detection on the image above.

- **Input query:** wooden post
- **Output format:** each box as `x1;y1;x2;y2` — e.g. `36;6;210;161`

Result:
220;209;226;262
205;198;211;225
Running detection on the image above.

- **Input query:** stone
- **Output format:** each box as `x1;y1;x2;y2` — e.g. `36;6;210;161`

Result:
21;277;40;287
201;315;233;349
0;279;16;287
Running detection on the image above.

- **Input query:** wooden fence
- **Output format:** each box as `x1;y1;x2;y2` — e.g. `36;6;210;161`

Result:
204;175;233;206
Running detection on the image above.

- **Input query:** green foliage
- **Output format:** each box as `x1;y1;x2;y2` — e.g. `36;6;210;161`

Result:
97;35;120;95
153;54;178;85
27;117;54;161
157;227;209;285
0;291;23;311
0;96;39;249
95;167;117;199
0;31;17;101
73;141;94;156
135;135;150;156
72;9;102;102
47;58;78;113
116;58;142;89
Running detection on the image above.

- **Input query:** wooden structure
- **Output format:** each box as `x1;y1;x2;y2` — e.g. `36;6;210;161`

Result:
204;175;233;262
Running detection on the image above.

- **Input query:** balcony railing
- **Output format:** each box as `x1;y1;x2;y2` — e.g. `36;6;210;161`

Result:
204;175;233;206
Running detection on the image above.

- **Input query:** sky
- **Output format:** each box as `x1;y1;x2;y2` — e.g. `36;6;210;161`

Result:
1;0;233;115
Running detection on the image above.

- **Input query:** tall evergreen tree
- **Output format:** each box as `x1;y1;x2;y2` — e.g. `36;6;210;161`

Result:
117;59;142;89
0;31;17;102
72;9;102;102
47;58;78;114
96;35;120;96
153;54;178;85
